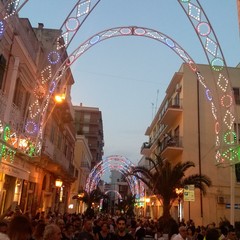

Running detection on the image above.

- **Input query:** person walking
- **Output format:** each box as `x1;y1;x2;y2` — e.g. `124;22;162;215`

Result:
43;224;62;240
7;215;32;240
111;217;134;240
171;226;187;240
75;218;95;240
95;222;112;240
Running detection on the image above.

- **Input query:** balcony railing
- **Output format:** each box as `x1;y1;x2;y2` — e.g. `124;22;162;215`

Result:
160;136;183;158
161;136;182;149
141;142;151;155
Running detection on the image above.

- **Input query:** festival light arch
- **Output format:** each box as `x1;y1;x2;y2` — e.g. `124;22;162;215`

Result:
85;155;144;199
105;190;122;200
0;1;238;167
38;25;237;165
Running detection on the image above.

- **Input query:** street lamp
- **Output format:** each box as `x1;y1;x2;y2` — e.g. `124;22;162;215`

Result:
55;179;63;188
145;197;151;218
175;188;183;222
54;93;66;103
55;179;63;213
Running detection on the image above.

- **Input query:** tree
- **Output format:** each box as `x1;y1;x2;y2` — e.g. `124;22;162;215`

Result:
76;188;106;218
114;194;136;216
128;155;212;219
125;194;136;217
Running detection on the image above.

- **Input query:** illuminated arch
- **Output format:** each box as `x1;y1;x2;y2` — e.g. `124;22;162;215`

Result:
36;25;237;165
85;155;144;199
0;1;237;166
105;190;122;200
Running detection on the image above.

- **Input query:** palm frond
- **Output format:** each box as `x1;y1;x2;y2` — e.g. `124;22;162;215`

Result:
181;174;212;195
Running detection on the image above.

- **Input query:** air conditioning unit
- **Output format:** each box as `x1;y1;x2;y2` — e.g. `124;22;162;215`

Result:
217;196;225;204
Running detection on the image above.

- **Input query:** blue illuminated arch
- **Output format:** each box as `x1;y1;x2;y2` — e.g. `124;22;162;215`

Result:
0;0;237;166
85;155;144;199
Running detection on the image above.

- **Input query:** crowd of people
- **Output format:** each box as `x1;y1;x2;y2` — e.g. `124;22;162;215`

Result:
0;208;239;240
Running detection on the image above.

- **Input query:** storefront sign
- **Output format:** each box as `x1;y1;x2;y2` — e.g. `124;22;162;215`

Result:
183;184;195;201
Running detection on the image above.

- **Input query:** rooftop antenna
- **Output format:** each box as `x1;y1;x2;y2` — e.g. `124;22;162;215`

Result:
155;89;159;115
151;102;154;120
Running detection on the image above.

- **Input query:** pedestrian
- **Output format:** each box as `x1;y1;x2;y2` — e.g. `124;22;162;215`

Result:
8;215;32;240
32;222;46;240
171;226;187;240
43;224;62;240
205;228;219;240
62;223;74;240
226;227;237;240
75;218;95;240
135;221;145;240
95;222;112;240
111;217;134;240
0;221;8;234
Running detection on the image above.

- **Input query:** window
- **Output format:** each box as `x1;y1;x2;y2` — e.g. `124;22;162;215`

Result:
82;126;89;134
13;78;25;108
50;123;55;143
84;113;90;123
0;55;6;90
233;88;240;104
234;123;240;142
235;164;240;183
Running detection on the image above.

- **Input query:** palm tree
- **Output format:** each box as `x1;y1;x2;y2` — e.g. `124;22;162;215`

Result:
128;155;212;219
125;194;136;217
77;188;106;218
115;194;136;216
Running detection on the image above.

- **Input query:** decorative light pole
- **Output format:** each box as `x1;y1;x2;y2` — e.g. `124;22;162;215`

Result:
175;188;183;222
55;179;63;212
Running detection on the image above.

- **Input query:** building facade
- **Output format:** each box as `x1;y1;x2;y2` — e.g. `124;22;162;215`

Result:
73;104;104;168
141;63;240;226
69;135;92;213
0;4;78;215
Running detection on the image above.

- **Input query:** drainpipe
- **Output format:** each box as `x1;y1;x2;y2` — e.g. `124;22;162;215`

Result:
197;74;203;219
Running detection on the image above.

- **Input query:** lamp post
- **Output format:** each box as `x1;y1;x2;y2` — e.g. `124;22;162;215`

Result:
55;179;63;212
145;197;150;218
175;188;183;222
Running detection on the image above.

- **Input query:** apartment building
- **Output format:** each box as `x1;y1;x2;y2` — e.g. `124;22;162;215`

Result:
141;63;240;226
73;104;104;168
69;135;92;213
0;4;77;215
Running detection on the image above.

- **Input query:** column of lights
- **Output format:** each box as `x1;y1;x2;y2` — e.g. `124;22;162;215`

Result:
0;1;101;156
33;85;46;99
0;1;225;162
56;25;221;162
26;0;98;138
0;21;4;38
41;66;52;84
0;1;223;165
3;0;20;20
180;0;238;163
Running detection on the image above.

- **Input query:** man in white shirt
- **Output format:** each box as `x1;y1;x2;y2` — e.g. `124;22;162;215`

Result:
171;226;187;240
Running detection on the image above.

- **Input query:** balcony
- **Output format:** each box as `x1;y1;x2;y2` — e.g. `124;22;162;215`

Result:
161;98;183;125
160;136;183;159
141;142;151;156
